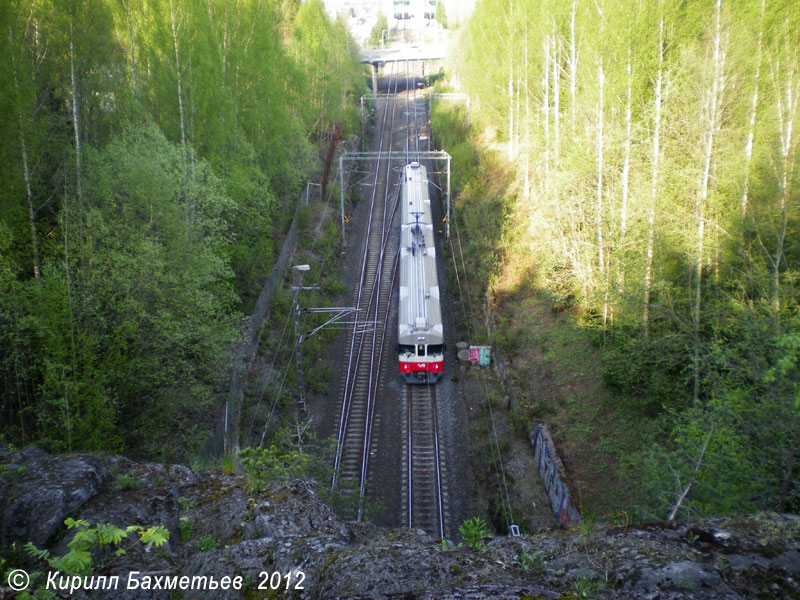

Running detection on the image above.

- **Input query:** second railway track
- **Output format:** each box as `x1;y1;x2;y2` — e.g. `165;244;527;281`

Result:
331;60;403;518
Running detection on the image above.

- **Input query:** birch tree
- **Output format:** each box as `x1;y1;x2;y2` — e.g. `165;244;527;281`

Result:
643;5;665;337
567;0;579;131
69;18;83;204
763;21;799;330
7;22;40;278
692;0;729;404
169;0;189;183
740;0;766;219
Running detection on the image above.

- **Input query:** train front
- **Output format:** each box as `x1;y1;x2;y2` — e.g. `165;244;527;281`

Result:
398;319;444;383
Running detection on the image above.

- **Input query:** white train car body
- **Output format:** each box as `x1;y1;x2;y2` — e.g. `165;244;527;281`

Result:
398;162;444;383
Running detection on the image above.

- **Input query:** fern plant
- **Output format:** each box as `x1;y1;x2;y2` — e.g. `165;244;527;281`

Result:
25;518;170;577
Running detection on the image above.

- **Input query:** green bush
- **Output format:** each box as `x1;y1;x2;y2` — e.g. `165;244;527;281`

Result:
115;473;140;491
239;444;310;491
179;517;195;543
514;548;547;573
459;517;489;551
196;535;219;552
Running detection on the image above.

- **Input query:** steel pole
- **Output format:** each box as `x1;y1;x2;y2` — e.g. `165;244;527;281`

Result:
292;286;307;413
446;155;451;238
340;155;346;246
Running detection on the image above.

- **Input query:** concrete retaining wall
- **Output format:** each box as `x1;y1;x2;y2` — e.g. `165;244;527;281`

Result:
530;423;582;527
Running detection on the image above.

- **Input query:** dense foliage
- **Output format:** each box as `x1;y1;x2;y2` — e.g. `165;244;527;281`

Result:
369;11;388;46
449;0;799;517
0;0;366;459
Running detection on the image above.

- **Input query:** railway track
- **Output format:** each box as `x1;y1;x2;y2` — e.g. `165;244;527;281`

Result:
331;61;403;518
331;59;450;538
400;60;449;539
403;384;447;537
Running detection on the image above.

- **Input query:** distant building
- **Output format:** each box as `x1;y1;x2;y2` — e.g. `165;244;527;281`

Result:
319;0;474;45
320;0;474;24
321;0;447;22
320;1;384;20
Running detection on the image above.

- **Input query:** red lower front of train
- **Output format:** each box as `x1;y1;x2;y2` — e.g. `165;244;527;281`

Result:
399;359;444;383
399;360;444;374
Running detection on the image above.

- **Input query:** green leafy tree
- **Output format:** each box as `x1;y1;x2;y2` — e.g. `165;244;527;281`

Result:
434;1;447;29
445;0;800;521
369;11;388;46
765;333;800;512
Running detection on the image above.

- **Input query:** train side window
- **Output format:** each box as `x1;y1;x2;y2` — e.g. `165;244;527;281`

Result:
417;344;425;356
427;344;444;355
398;344;414;355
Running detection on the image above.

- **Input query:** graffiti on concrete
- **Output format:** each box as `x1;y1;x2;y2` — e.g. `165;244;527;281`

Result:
531;424;581;527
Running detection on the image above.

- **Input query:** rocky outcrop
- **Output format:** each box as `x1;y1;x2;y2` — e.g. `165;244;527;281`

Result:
1;447;798;599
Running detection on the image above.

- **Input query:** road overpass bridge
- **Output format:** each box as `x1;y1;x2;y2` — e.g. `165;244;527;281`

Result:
360;44;446;93
359;43;446;64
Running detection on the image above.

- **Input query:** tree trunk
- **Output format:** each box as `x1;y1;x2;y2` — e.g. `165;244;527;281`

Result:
69;19;83;203
8;26;40;279
515;72;521;160
552;28;560;168
772;64;795;329
643;10;664;337
616;49;632;305
508;60;514;162
594;0;605;319
621;50;632;239
741;0;765;218
693;0;727;404
596;61;605;295
668;423;714;521
20;108;39;279
543;34;550;193
568;0;578;131
122;0;138;100
169;0;188;183
524;27;530;199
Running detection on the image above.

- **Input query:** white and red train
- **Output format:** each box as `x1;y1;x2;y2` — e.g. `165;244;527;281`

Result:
398;162;445;383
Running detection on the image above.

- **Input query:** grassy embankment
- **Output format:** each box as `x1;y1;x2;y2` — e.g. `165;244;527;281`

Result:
431;89;646;530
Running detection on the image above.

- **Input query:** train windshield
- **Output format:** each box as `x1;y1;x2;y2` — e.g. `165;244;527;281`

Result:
427;344;444;356
398;344;415;355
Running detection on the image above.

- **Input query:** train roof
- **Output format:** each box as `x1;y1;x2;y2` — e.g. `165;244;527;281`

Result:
398;162;442;346
401;162;432;227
